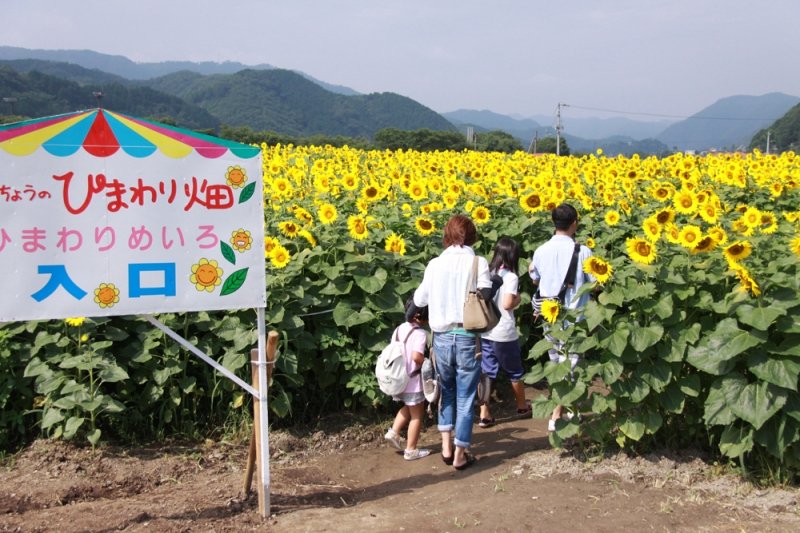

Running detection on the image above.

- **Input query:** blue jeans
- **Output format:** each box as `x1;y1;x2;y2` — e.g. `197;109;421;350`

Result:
433;333;481;448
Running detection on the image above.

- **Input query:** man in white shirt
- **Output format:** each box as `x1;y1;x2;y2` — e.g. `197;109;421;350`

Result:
529;204;595;431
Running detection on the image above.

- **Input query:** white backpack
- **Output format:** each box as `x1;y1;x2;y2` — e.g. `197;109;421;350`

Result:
376;326;419;396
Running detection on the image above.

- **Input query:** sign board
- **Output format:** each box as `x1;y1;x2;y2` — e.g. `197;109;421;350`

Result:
0;110;265;322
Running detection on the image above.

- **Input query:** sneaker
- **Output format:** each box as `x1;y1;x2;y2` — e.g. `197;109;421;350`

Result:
404;448;431;461
384;428;405;450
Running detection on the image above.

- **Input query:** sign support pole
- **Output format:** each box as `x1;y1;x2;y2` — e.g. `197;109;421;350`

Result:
256;307;271;517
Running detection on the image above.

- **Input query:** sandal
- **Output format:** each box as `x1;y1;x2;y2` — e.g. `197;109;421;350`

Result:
404;448;431;461
441;454;454;465
454;453;476;471
478;417;495;428
517;400;532;416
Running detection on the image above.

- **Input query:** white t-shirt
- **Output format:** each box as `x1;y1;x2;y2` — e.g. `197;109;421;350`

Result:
483;268;520;342
414;245;492;333
530;235;595;310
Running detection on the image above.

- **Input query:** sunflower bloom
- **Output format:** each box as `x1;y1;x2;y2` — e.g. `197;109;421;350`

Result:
605;210;621;226
665;223;681;244
735;268;761;296
790;236;800;259
385;232;407;255
415;217;436;236
585;238;595;249
279;221;300;238
347;215;369;241
678;225;702;250
673;190;697;215
583;257;612;283
540;300;560;324
471;206;490;225
520;192;544;213
298;229;316;247
317;203;338;224
626;237;657;265
643;217;661;243
65;317;86;327
723;241;752;263
692;236;717;254
708;226;728;245
654;207;676;225
742;207;761;228
270;245;291;268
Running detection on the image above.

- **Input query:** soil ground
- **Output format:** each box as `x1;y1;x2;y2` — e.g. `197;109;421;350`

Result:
1;386;798;533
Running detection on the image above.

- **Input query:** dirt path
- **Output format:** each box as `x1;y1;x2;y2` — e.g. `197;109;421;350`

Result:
2;389;798;532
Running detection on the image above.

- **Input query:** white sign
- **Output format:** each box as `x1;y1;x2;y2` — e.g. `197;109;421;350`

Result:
0;150;265;321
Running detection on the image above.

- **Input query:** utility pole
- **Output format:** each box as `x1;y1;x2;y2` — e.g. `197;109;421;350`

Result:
766;131;771;154
556;102;567;156
527;130;538;154
93;91;105;109
3;97;16;115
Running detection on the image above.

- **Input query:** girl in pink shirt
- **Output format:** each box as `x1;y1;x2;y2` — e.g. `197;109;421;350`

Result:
384;298;431;460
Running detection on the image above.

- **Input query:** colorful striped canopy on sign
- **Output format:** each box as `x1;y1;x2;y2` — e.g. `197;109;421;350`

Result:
0;110;260;159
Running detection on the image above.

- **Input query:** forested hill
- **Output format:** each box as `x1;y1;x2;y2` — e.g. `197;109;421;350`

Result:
138;68;455;138
749;102;800;153
0;59;128;86
0;66;220;130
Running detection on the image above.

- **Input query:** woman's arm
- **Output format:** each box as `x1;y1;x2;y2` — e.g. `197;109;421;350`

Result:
502;292;521;310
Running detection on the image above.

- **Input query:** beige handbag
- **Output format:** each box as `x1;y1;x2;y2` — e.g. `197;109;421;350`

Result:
462;256;501;334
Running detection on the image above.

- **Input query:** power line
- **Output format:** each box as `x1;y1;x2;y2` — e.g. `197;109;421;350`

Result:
566;104;781;122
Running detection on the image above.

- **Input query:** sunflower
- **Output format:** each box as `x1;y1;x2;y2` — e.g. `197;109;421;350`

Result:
698;203;718;224
356;198;368;214
520;192;544;213
471;206;490;225
723;241;752;263
742;206;761;228
362;184;382;202
735;268;761;296
384;232;407;255
65;317;86;327
272;177;294;197
540;300;560;324
626;237;657;264
317;203;338;224
583;257;612;283
298;229;316;247
465;200;476;213
270;245;291;268
643;217;661;243
443;193;458;209
692;236;717;254
408;181;428;202
678;225;702;250
415;217;436;236
279;221;299;238
401;203;412;217
604;210;621;226
673;190;697;215
790;236;800;259
347;215;369;241
342;173;359;191
264;236;278;256
759;211;778;234
652;185;672;202
654;207;675;225
708;226;728;245
294;207;314;226
770;182;783;197
664;223;681;244
585;237;595;249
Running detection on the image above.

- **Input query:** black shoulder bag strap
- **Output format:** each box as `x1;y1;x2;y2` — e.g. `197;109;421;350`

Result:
556;243;581;304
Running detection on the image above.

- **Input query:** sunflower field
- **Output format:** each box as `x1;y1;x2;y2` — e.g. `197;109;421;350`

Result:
3;145;800;472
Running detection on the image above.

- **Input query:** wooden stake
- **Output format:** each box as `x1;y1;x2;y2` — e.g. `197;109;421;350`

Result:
244;331;278;514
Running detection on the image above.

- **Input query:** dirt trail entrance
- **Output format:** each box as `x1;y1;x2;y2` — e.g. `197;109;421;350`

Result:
2;388;798;532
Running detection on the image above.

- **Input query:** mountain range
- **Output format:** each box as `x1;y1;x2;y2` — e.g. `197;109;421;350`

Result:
0;45;361;96
1;46;799;153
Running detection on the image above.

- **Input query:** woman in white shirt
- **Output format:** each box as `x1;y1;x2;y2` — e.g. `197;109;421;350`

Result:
410;215;499;471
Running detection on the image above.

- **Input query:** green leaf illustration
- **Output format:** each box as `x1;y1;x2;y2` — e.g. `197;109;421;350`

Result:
221;242;236;265
220;268;249;296
238;182;256;204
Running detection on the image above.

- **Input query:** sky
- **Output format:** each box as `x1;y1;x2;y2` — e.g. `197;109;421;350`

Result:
3;0;799;122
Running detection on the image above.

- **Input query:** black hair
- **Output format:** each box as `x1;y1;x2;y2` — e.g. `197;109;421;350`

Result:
552;203;578;231
404;296;429;321
488;237;520;276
